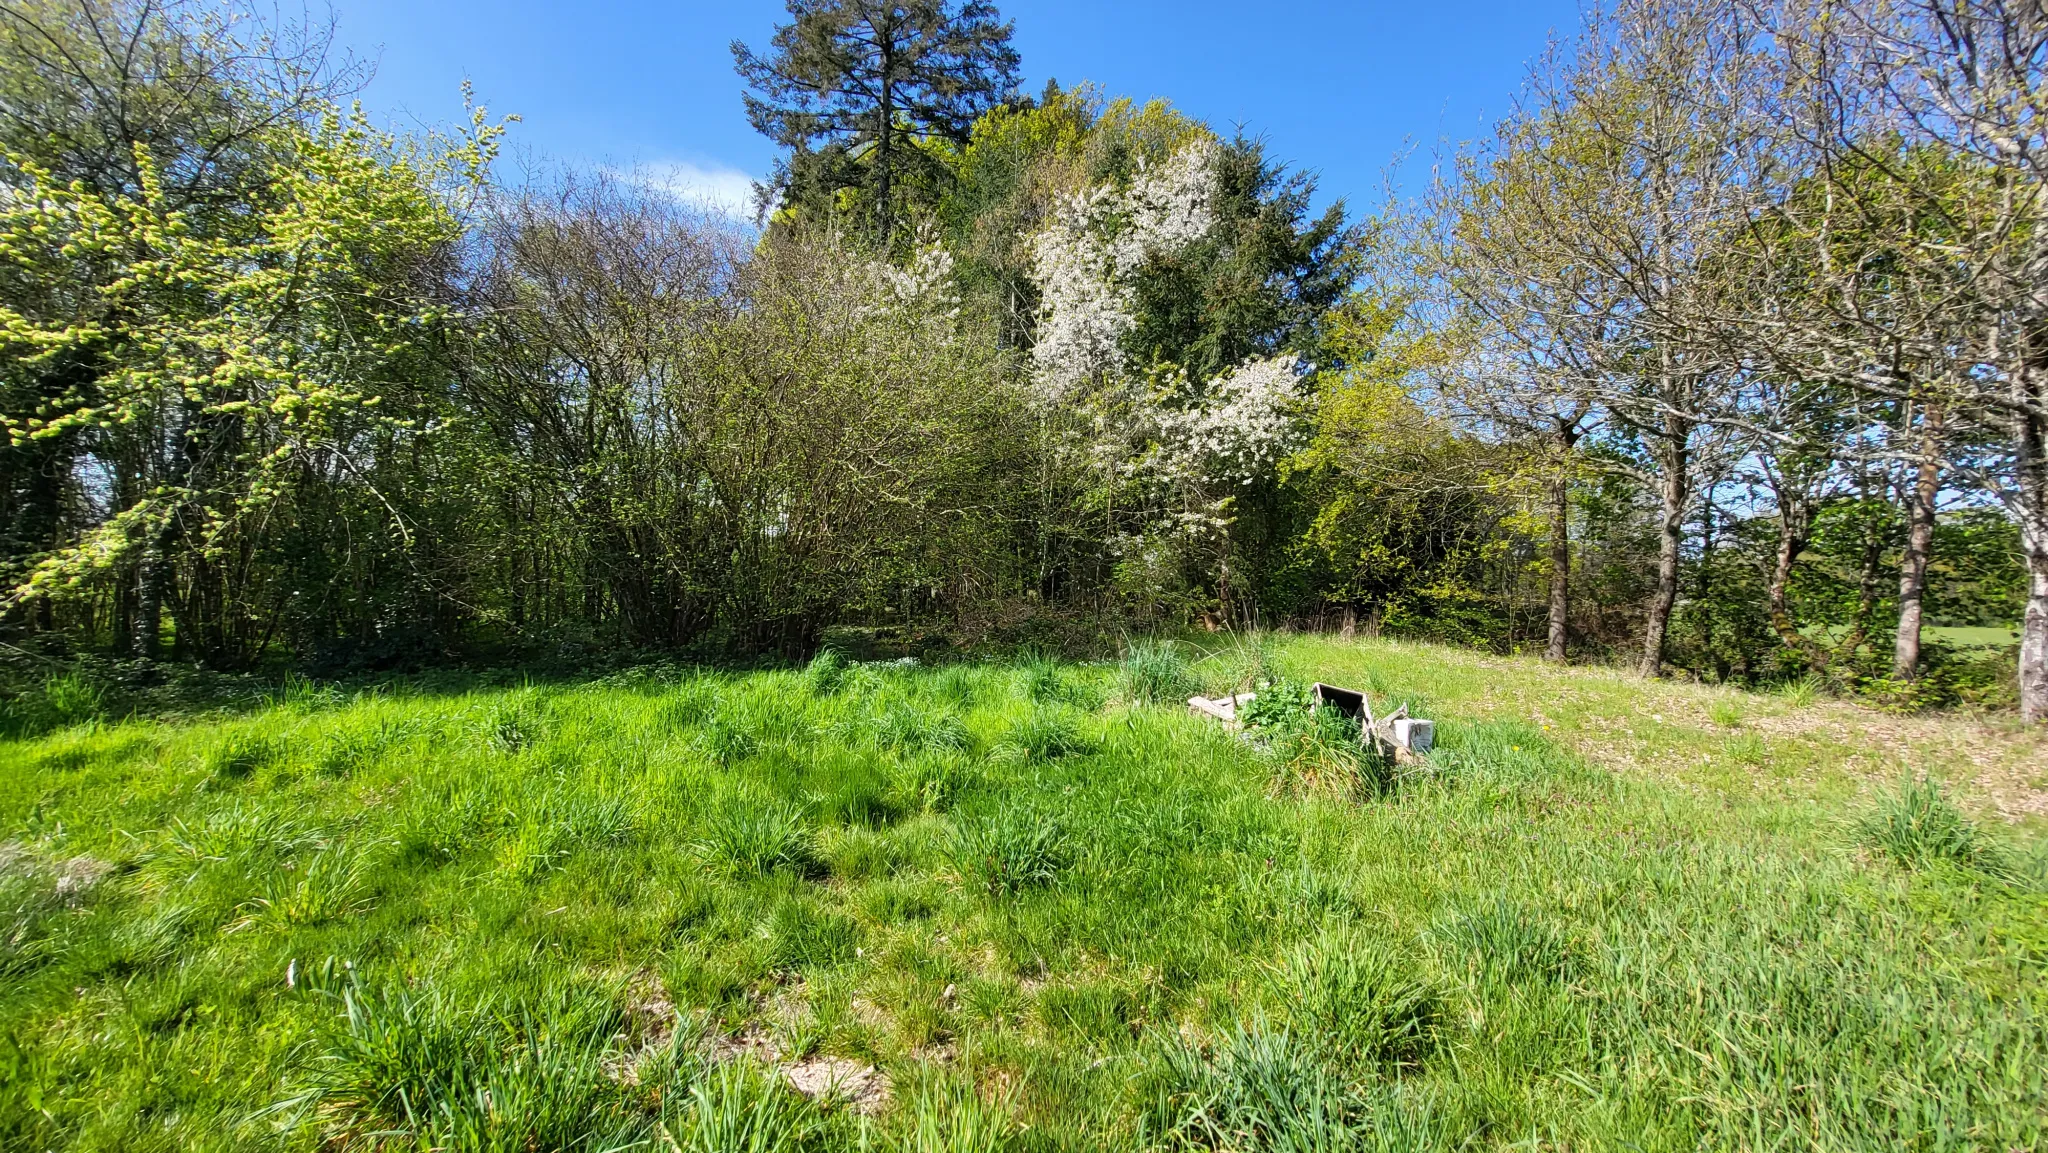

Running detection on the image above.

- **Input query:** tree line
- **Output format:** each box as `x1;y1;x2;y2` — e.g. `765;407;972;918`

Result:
0;0;2038;721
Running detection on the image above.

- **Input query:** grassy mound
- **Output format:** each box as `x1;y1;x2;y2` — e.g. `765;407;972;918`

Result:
0;638;2043;1150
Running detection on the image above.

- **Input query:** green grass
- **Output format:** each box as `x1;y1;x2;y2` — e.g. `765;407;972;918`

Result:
1;638;2045;1151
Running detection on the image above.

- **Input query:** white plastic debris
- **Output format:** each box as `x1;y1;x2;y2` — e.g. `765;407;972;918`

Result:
1391;717;1434;754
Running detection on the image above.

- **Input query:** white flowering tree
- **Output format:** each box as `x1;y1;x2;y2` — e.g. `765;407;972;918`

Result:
1025;137;1313;618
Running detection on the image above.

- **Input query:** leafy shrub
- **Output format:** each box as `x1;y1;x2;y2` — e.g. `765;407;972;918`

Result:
954;811;1071;895
1235;679;1311;730
697;803;818;878
1275;933;1442;1068
1434;898;1574;983
1118;639;1194;706
1242;683;1392;798
1853;776;2006;875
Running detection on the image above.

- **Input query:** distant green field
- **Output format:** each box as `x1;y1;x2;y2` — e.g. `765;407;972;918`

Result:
2;637;2043;1151
1804;623;2019;650
1927;625;2022;648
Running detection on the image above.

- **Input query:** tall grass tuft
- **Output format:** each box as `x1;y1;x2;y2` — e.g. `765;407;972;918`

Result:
1244;684;1392;799
1015;648;1069;703
1775;674;1823;707
478;698;544;753
954;811;1071;895
1119;639;1194;706
1853;776;2006;875
1274;933;1442;1069
764;898;860;971
301;982;635;1152
697;802;819;878
662;1059;825;1152
871;698;969;753
803;647;851;696
888;1078;1015;1152
1148;1024;1364;1152
997;708;1091;762
254;847;369;926
1434;898;1575;983
204;731;285;779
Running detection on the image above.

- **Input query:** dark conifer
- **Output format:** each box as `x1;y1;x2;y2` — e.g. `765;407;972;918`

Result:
733;0;1021;245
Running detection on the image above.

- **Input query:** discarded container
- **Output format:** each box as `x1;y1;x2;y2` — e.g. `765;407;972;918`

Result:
1189;680;1434;758
1187;693;1253;725
1391;717;1434;755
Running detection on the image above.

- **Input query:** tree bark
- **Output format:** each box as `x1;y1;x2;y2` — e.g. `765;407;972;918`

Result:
2019;384;2048;725
1765;496;1826;670
876;39;895;249
2025;539;2048;725
1894;401;1943;680
2014;269;2048;724
1638;437;1688;679
1546;468;1570;663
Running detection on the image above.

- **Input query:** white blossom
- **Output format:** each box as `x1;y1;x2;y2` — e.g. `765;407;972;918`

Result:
1153;354;1306;487
1107;138;1219;276
880;235;958;310
1029;184;1131;401
1027;140;1220;403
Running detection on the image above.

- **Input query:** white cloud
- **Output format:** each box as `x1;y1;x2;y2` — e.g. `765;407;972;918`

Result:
634;160;759;218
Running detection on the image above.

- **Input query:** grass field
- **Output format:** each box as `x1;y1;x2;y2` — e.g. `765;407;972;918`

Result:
2;636;2045;1152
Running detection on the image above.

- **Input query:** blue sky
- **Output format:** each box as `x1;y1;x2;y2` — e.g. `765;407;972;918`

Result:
327;0;1582;215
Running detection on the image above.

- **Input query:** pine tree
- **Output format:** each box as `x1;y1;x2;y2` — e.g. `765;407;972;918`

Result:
733;0;1020;246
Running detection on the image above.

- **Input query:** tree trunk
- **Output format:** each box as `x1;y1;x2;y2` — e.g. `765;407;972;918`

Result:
1894;402;1943;680
2019;384;2048;724
130;528;169;660
1765;497;1826;670
2014;269;2048;724
1546;468;1570;663
2024;540;2048;725
1638;445;1688;679
876;50;894;249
